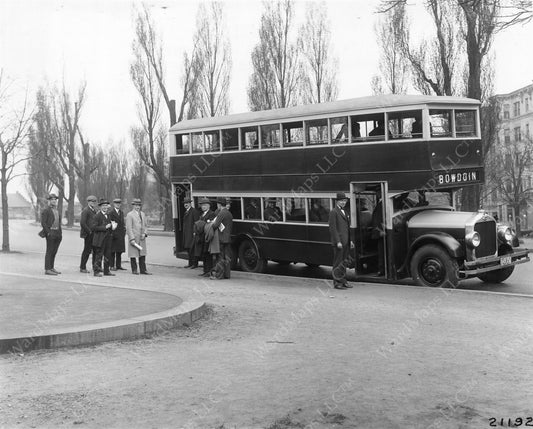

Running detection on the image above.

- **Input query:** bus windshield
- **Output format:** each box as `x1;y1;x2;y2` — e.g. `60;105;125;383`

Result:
392;191;452;212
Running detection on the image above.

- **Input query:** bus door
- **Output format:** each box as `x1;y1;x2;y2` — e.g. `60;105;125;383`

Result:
172;182;192;255
350;182;388;278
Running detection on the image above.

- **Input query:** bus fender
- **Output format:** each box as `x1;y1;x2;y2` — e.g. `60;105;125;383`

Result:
234;233;263;257
408;233;464;262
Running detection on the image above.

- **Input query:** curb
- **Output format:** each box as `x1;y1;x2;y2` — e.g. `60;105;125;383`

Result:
0;300;206;355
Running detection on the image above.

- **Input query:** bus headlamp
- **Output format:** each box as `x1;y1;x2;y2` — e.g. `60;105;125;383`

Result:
498;227;513;243
466;231;481;248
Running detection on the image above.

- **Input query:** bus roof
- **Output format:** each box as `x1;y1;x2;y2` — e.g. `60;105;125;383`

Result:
170;94;480;132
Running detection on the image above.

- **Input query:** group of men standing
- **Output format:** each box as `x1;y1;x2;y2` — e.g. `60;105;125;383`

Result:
182;196;233;280
40;193;150;276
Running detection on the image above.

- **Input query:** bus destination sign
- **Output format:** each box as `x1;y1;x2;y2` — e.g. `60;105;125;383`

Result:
436;169;481;186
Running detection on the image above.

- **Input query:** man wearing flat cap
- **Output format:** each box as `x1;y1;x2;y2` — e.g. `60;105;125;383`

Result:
126;198;150;275
328;192;354;289
40;193;62;275
91;198;115;277
79;195;98;273
109;198;126;271
211;197;233;279
182;197;199;268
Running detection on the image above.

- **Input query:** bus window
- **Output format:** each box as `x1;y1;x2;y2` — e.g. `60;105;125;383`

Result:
204;131;220;152
387;110;422;139
222;128;239;151
243;197;260;220
429;110;452;137
175;134;190;154
351;113;385;141
192;133;203;153
264;197;282;222
284;197;306;222
261;124;280;148
455;110;477;137
241;126;258;150
306;118;328;145
308;198;330;223
227;197;242;219
283;121;303;146
331;117;348;143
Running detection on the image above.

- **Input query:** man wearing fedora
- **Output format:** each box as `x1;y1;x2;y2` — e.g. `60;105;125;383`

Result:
126;198;150;275
328;192;354;289
40;193;62;275
193;197;216;277
109;198;126;271
211;197;233;279
92;199;115;277
182;197;200;268
79;195;98;273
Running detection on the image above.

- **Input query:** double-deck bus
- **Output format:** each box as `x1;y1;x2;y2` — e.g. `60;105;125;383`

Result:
169;95;529;287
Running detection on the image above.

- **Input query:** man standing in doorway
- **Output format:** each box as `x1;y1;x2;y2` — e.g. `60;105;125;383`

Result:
79;195;97;273
182;197;199;268
211;197;233;280
109;198;126;271
126;198;150;275
92;199;115;277
328;192;354;289
40;193;62;275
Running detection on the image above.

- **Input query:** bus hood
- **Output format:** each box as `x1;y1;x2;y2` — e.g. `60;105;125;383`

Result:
407;210;479;230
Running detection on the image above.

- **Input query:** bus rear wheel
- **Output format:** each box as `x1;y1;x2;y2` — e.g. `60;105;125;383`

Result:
410;244;459;288
238;239;267;273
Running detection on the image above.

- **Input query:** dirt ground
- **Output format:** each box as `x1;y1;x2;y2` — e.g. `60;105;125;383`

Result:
1;252;532;429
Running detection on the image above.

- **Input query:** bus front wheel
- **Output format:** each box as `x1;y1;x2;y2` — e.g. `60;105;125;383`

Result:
477;246;514;284
410;244;459;288
238;239;267;273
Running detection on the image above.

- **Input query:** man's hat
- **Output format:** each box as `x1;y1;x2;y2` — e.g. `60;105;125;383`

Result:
47;193;58;200
335;192;348;201
98;198;110;206
87;195;97;202
216;197;228;205
198;197;210;205
131;198;142;206
183;197;192;203
113;198;122;203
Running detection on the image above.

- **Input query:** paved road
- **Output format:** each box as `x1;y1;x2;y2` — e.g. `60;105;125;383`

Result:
6;219;533;295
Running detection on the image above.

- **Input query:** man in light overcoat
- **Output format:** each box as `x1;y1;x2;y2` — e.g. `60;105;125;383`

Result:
126;198;150;275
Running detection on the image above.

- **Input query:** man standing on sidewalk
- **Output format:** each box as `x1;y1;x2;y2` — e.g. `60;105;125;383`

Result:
126;198;150;275
328;192;354;289
182;197;199;268
109;198;126;271
79;195;97;273
211;197;233;280
92;199;115;277
40;193;62;276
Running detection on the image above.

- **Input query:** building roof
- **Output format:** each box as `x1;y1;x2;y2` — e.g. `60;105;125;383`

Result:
170;94;480;132
0;192;32;209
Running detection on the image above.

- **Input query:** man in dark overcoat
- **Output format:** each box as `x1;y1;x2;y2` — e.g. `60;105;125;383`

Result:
40;193;62;275
79;195;97;273
211;197;233;279
91;198;115;277
182;197;200;268
194;197;216;277
109;198;126;270
328;192;354;289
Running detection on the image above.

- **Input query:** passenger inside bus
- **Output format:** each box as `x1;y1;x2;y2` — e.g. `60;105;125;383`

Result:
309;201;329;222
369;120;385;137
352;121;361;138
244;198;260;219
411;116;422;138
264;198;282;222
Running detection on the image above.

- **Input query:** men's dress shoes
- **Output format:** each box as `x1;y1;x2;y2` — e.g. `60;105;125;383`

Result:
80;269;89;273
45;269;57;276
110;267;117;271
104;272;115;276
117;267;127;271
199;272;210;277
140;272;152;275
132;271;139;275
51;268;61;274
334;284;347;289
343;283;353;288
94;272;103;277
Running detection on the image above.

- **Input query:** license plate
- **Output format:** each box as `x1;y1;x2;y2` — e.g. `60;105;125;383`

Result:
500;256;512;266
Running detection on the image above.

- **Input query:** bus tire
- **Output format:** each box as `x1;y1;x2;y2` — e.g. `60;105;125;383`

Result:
238;239;267;273
477;246;514;284
410;244;459;288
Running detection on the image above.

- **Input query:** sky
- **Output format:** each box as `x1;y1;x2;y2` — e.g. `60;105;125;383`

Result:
1;0;532;192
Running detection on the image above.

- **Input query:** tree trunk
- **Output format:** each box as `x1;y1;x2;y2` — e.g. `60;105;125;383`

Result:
66;167;76;227
1;167;10;252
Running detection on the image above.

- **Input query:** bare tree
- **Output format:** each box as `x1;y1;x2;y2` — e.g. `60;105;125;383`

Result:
298;1;338;104
0;70;33;251
194;2;232;117
372;3;409;94
248;0;302;111
74;129;100;204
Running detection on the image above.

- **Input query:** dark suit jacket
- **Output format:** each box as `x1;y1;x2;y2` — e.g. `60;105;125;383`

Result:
109;208;126;252
183;207;200;249
92;211;113;248
40;207;62;237
80;206;97;238
328;206;350;246
212;208;233;244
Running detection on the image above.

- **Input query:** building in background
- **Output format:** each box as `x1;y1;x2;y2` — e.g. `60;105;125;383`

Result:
0;192;33;219
483;82;533;235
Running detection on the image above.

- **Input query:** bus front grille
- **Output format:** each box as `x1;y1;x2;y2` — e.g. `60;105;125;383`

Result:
474;220;497;258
